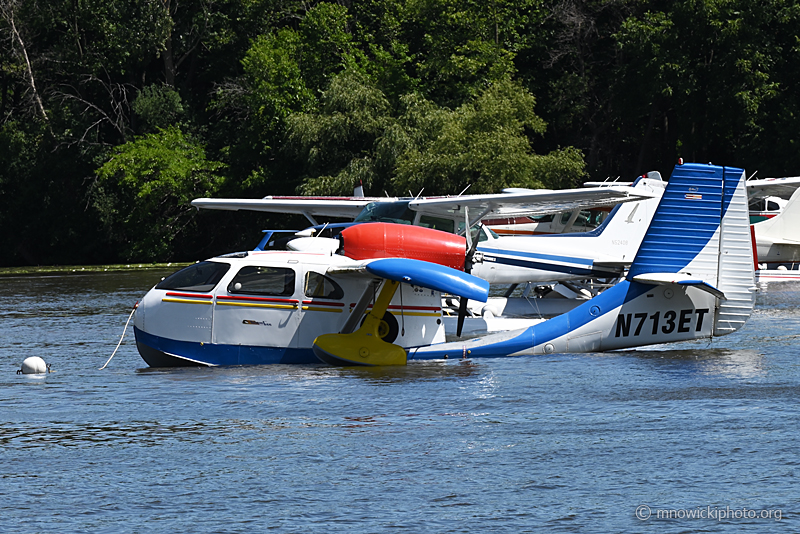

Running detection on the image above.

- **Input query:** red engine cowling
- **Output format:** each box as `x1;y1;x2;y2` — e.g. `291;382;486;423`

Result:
341;223;467;271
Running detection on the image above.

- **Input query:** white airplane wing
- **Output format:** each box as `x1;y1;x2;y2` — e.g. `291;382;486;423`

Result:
408;186;658;220
192;186;656;226
587;174;800;201
745;176;800;200
190;196;393;221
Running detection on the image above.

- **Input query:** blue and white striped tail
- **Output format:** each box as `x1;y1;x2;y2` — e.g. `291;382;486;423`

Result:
626;163;755;335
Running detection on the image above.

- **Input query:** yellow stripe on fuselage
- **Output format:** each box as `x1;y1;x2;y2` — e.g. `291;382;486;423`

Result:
302;306;343;313
361;311;440;317
162;298;212;305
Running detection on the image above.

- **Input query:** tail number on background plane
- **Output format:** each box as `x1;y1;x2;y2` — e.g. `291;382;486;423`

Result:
615;309;710;338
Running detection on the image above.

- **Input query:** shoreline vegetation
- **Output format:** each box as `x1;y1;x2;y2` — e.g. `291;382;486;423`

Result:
3;2;800;267
0;263;191;277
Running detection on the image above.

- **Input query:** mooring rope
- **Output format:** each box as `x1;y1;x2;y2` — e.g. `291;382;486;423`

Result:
99;302;138;370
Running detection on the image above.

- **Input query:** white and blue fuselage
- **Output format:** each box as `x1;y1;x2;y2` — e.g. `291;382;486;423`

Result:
133;252;452;366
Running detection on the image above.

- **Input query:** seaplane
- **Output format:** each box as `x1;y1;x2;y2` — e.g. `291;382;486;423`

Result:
750;184;800;282
133;162;756;367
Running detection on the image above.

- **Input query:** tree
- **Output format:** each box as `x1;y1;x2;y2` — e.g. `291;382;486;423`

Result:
289;68;392;195
399;0;545;105
93;126;226;260
391;78;585;194
289;75;586;196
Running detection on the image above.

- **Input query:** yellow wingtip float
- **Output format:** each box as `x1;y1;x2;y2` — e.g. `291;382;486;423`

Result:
313;280;408;366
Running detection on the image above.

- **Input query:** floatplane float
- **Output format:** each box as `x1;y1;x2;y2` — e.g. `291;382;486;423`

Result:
133;163;756;367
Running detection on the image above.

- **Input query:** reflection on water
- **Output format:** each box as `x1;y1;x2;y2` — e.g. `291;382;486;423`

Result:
623;348;767;379
135;359;480;384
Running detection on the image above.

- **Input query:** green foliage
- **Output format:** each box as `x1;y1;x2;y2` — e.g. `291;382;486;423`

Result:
292;77;585;196
242;29;314;138
289;69;393;194
94;126;226;260
9;0;800;266
299;2;361;93
392;79;583;194
401;0;545;104
133;85;185;132
614;0;783;162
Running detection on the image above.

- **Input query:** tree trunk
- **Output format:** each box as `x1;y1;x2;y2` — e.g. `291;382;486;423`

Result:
1;0;50;124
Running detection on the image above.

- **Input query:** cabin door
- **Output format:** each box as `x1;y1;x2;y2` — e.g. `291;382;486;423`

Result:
297;269;348;345
212;265;301;349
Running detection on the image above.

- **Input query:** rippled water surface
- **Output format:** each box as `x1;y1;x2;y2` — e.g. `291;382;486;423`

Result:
1;271;799;532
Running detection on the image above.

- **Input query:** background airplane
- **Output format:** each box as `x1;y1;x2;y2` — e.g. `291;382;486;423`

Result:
191;178;663;288
753;185;800;266
410;163;756;360
191;183;657;234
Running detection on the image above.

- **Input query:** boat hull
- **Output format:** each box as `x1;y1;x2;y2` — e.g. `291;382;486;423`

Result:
134;326;319;367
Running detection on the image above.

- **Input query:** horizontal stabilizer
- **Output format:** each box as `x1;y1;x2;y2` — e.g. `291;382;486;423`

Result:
631;273;726;300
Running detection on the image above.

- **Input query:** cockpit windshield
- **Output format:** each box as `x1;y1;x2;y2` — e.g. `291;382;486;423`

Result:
353;201;416;224
155;261;230;292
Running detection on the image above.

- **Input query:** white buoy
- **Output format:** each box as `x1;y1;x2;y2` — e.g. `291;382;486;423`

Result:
18;356;48;375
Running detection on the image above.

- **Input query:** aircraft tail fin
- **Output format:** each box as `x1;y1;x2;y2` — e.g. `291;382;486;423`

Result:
752;186;800;243
585;175;665;264
627;163;755;335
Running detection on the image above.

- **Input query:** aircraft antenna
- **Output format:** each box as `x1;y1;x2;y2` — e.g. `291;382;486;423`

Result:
458;184;472;196
414;188;424;200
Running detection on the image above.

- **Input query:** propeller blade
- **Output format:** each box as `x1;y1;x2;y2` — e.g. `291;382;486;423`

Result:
464;224;481;273
456;297;469;337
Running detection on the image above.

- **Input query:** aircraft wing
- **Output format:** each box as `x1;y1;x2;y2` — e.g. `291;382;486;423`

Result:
190;196;393;220
408;186;658;220
586;174;800;201
745;176;800;200
327;257;489;302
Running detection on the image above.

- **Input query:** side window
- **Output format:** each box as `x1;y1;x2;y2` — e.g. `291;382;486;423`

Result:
228;266;295;296
418;215;455;233
560;210;590;226
767;200;780;211
305;272;344;300
155;261;230;292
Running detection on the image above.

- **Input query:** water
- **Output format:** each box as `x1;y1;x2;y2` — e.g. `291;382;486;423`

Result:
1;271;798;532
